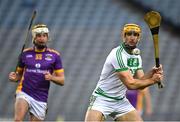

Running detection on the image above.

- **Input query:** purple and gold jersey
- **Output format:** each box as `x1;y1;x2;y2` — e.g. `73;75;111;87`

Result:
16;47;64;102
126;90;143;110
126;90;138;107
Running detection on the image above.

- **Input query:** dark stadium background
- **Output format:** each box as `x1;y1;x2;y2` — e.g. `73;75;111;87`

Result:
0;0;180;121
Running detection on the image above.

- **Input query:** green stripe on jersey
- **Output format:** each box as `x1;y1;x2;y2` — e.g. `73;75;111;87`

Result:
95;87;125;101
115;67;128;72
116;46;126;68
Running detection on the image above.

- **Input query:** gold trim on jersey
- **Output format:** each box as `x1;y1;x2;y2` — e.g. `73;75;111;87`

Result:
16;67;23;73
54;69;64;73
47;48;60;55
16;68;26;93
35;48;46;52
16;75;24;93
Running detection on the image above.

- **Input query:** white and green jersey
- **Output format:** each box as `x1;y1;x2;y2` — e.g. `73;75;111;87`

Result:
93;43;142;101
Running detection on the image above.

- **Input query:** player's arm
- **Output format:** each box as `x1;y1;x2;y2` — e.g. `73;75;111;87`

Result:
45;52;65;86
9;51;25;82
116;69;162;90
9;67;24;82
44;69;65;86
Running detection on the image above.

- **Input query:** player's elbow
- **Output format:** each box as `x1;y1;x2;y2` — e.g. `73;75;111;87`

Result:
57;79;64;86
55;80;64;86
59;77;65;86
53;76;65;86
60;79;65;86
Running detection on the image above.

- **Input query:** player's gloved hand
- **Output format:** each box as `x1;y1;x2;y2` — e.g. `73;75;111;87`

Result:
44;71;53;81
9;72;18;82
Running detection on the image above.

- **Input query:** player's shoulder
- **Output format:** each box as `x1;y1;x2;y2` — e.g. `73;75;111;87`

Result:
106;46;119;60
114;46;121;51
23;47;33;52
108;45;126;61
46;48;60;55
110;46;121;54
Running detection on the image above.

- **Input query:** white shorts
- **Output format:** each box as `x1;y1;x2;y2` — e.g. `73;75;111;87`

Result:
16;91;47;120
88;95;135;120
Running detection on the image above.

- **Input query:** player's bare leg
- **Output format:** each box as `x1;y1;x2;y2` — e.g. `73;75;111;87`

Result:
14;98;29;121
115;110;143;122
29;113;42;122
85;109;105;122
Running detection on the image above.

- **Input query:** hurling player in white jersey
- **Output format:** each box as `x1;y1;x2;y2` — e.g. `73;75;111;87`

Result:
85;23;163;121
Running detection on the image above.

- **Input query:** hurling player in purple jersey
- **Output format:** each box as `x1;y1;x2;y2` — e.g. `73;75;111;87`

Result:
126;88;152;116
9;24;65;121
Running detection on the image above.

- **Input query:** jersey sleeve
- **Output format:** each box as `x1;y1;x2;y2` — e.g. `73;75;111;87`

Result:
17;53;25;68
54;54;64;73
110;49;128;72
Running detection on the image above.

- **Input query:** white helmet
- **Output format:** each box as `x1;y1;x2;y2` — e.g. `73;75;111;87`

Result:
32;24;49;42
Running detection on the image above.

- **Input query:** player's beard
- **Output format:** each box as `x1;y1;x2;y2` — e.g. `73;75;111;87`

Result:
33;41;47;50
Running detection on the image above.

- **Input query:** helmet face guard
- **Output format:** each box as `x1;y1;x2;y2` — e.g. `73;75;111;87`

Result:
122;23;141;50
32;24;49;42
32;24;49;49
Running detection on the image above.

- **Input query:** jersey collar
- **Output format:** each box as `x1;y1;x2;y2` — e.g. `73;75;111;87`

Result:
34;46;47;52
121;43;133;55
